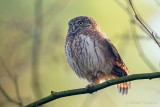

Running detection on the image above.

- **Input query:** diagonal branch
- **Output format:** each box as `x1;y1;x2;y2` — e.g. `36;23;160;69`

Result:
114;0;160;72
114;0;160;42
130;18;159;72
129;0;160;47
0;55;23;106
25;72;160;107
14;77;23;107
0;84;21;106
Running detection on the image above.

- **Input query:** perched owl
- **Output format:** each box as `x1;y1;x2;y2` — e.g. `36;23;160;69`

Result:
65;16;131;95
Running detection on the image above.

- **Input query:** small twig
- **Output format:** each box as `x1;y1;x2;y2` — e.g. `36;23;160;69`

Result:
0;84;21;106
130;18;159;72
129;0;160;47
114;0;159;72
15;77;23;107
25;72;160;107
0;56;23;106
114;0;160;42
0;56;15;80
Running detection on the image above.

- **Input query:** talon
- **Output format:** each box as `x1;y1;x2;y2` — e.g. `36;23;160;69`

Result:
86;83;95;89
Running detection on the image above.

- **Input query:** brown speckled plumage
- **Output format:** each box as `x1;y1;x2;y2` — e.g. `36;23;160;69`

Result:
65;16;131;95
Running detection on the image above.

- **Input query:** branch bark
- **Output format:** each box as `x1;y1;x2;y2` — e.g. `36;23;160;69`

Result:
25;72;160;107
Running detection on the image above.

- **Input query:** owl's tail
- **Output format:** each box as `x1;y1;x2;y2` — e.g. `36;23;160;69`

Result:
105;74;131;95
116;82;131;95
111;64;131;95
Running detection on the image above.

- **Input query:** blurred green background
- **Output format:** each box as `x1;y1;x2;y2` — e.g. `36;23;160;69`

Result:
0;0;160;107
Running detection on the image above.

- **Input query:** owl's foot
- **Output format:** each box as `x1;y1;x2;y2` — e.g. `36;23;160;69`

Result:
86;83;96;89
86;71;104;92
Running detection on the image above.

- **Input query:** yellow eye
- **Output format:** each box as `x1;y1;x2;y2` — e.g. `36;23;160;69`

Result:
78;21;83;25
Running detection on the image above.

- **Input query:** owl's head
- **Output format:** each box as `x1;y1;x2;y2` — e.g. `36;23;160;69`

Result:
68;16;100;35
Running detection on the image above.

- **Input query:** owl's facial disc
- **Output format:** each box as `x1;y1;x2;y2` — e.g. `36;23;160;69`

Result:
68;16;94;35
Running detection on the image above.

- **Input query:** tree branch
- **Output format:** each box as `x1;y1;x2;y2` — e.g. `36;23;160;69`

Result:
32;0;43;99
25;72;160;107
114;0;160;72
0;55;23;106
0;84;21;106
129;0;160;47
130;18;159;72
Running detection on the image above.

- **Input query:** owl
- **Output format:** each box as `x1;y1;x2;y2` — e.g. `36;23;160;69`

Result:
65;16;131;95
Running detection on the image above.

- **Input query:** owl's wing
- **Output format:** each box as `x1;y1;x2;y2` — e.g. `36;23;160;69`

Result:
105;39;121;60
104;38;129;77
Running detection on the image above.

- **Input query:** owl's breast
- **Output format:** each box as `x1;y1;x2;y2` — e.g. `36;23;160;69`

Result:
65;34;114;79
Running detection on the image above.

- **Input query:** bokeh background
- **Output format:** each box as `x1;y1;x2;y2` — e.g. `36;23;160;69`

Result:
0;0;160;107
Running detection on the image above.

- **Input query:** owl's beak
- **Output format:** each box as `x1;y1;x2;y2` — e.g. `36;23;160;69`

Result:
72;25;75;31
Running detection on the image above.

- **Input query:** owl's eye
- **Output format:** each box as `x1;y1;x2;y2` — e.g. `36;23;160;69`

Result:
78;21;83;25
